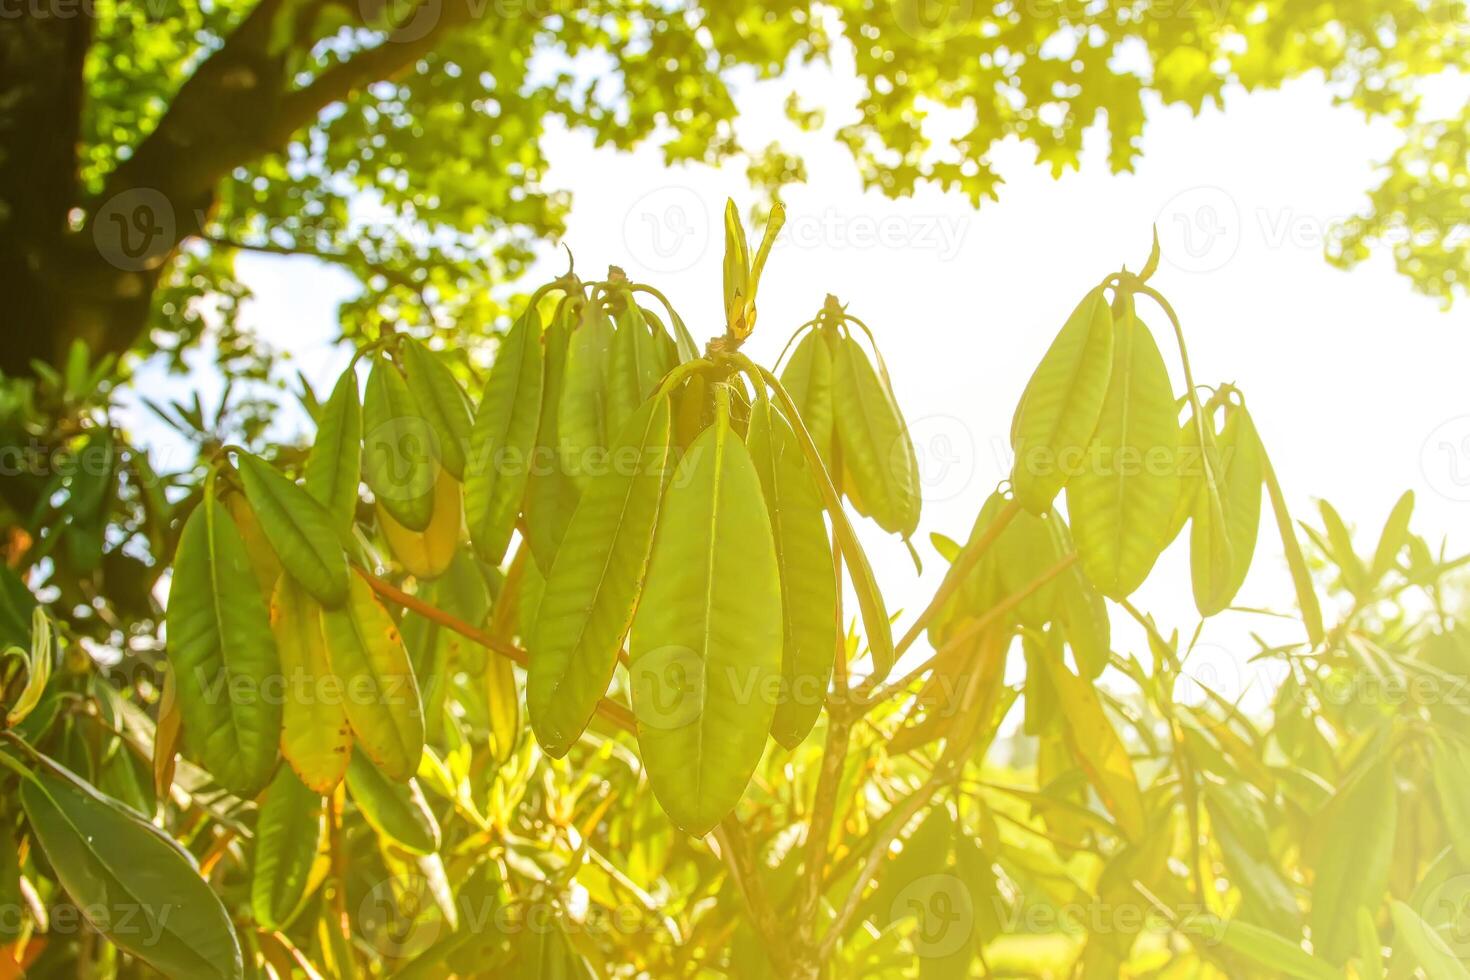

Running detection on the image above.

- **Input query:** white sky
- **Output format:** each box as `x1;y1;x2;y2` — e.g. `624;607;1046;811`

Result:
124;54;1470;704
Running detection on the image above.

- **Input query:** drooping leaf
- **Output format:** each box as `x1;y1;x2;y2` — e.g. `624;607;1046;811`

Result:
630;404;784;836
251;765;324;930
528;395;672;758
606;301;669;439
778;328;835;466
166;495;282;796
1187;408;1234;617
379;469;462;580
1010;287;1114;514
746;397;838;748
220;490;283;600
345;750;440;854
401;338;472;481
269;578;351;793
305;366;363;534
238;453;349;607
321;575;425;782
1040;656;1146;841
831;333;920;537
364;355;438;532
1216;404;1264;602
524;300;581;574
1066;299;1180;598
465;308;544;566
19;755;244;980
558;302;615;489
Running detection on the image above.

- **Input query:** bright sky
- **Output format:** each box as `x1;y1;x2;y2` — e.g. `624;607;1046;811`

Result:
124;54;1470;706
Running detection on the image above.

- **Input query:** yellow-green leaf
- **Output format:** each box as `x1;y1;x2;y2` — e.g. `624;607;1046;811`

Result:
524;300;583;575
238;453;349;607
1308;754;1397;964
630;404;783;836
269;578;351;793
529;395;672;758
321;575;425;782
746;398;838;749
1066;301;1180;598
1040;656;1146;841
345;750;440;854
363;355;438;532
401;338;472;481
778;328;836;468
1011;287;1114;514
251;765;323;930
1390;900;1470;980
305;366;362;534
558;302;615;489
831;333;920;537
166;496;282;796
465;309;544;566
380;469;462;580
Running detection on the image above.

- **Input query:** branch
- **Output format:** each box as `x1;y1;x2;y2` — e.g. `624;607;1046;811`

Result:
713;818;795;975
355;567;637;736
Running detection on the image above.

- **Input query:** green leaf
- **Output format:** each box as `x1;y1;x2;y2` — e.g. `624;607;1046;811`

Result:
630;403;784;836
305;366;363;534
321;575;425;782
1185;915;1336;980
269;578;351;793
1010;287;1114;514
345;750;440;854
1319;499;1369;599
746;397;838;749
401;338;472;481
606;302;671;439
1390;900;1470;980
465;308;544;565
524;300;582;575
19;755;243;980
237;453;349;606
364;355;438;532
1066;300;1180;598
528;395;672;758
831;333;920;537
778;328;835;466
1261;444;1325;646
166;495;282;796
1216;405;1264;602
1432;735;1470;866
1357;907;1385;980
1308;754;1397;964
1370;490;1414;584
251;765;323;930
1188;409;1234;617
1040;656;1145;841
558;302;615;489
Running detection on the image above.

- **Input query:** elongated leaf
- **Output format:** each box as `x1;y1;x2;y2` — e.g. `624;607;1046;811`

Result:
221;490;283;600
364;355;438;532
19;756;243;980
1371;490;1414;584
322;575;425;782
1391;901;1470;980
238;453;349;606
1066;300;1179;598
747;398;838;748
167;496;282;796
306;366;363;533
5;607;52;726
1358;907;1385;980
1186;915;1336;980
723;198;750;332
380;469;462;580
401;338;472;480
832;333;920;537
1308;754;1397;964
558;302;615;488
529;396;672;757
1010;287;1114;514
345;750;440;854
1432;735;1470;866
1040;656;1145;840
606;302;668;438
1216;405;1264;601
1261;444;1325;646
524;302;581;574
465;309;544;565
251;765;323;930
1188;409;1235;617
153;667;182;800
630;409;784;836
270;579;351;793
1319;499;1369;598
778;328;835;466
